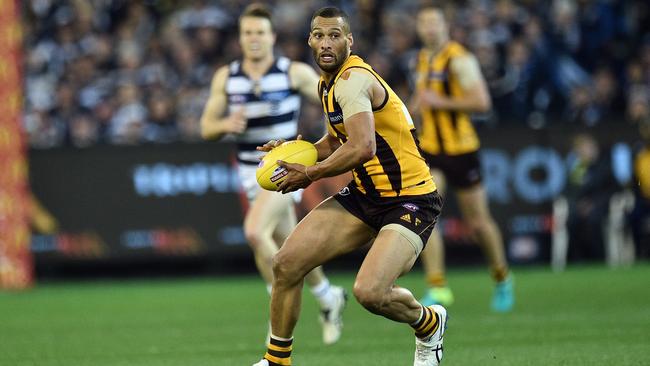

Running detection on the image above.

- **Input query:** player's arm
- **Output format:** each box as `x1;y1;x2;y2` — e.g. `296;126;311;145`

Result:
304;70;378;181
313;133;342;161
289;61;321;104
200;66;246;140
416;54;492;113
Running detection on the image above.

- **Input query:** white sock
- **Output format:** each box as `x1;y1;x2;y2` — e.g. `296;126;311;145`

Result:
270;333;293;342
310;278;337;309
410;306;425;326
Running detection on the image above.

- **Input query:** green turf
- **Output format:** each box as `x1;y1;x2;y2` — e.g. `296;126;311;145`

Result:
1;264;649;365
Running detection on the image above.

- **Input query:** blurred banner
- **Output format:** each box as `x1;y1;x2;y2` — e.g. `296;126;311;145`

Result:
0;0;33;289
29;125;636;273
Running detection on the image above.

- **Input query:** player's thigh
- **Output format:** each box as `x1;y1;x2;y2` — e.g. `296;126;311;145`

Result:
356;227;420;290
430;167;447;197
244;190;294;236
456;184;491;221
275;197;375;276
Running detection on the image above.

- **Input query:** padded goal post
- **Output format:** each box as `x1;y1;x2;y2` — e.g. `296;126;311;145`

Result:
0;0;33;289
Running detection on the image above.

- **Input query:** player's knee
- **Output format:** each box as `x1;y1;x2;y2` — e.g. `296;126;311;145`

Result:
271;250;301;285
352;282;385;313
467;217;492;237
244;224;266;250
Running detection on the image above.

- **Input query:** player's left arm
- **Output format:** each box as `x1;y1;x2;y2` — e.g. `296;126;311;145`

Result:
289;61;321;104
417;54;492;113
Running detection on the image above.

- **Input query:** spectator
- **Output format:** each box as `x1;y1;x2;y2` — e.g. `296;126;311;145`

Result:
20;0;650;148
565;133;619;261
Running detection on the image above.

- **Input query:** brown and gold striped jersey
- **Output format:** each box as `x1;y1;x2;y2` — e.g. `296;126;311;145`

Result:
319;55;436;198
415;41;480;156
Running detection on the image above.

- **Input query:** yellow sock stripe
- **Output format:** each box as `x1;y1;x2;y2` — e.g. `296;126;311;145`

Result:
419;314;439;335
268;343;292;353
427;273;447;287
415;307;433;332
264;353;292;366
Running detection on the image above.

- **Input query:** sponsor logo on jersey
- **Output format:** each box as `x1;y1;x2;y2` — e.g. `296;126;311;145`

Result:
402;203;420;212
328;111;344;124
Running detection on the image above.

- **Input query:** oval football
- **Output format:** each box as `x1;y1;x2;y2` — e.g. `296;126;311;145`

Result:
256;140;318;191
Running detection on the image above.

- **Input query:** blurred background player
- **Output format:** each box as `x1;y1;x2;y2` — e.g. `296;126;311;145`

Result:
630;119;650;257
410;6;514;312
199;3;346;345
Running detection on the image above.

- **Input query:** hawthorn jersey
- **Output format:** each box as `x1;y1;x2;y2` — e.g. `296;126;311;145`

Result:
415;41;480;156
319;55;435;198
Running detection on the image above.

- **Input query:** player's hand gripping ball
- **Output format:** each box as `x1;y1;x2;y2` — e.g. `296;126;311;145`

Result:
256;140;317;191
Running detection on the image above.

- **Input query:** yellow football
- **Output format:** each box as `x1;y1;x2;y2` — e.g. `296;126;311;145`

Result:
256;140;318;191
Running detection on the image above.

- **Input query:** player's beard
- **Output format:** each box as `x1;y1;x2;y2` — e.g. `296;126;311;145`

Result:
313;49;345;73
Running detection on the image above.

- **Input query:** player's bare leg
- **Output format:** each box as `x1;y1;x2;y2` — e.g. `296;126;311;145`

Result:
256;198;374;366
353;227;422;322
273;200;348;344
457;184;514;312
244;190;292;284
246;191;348;343
353;227;447;366
420;169;454;306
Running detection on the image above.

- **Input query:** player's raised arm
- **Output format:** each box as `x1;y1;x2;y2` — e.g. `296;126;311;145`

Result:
200;66;247;140
416;54;491;113
289;61;322;104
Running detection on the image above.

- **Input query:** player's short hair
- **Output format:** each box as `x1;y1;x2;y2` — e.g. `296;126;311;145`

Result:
310;6;351;34
239;3;274;31
418;4;444;16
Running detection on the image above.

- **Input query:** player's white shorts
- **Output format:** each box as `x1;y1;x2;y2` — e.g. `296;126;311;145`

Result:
237;163;302;203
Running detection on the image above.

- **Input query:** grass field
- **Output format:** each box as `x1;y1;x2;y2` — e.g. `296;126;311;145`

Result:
1;264;649;366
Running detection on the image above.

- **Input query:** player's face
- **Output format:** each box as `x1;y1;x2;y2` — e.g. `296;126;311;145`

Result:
308;16;353;73
239;17;275;61
416;9;448;47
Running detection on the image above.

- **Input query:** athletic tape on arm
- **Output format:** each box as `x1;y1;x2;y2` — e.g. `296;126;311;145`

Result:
334;71;374;121
452;55;482;90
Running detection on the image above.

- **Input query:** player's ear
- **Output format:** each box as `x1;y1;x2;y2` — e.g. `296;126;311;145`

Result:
347;33;354;48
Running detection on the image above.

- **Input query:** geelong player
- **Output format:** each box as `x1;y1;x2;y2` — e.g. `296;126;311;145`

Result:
254;7;447;366
200;3;346;345
411;6;514;311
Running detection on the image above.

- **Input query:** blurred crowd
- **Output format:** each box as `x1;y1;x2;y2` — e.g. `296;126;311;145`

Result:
23;0;650;148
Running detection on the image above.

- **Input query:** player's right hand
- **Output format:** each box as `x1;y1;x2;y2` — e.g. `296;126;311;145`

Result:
222;108;247;134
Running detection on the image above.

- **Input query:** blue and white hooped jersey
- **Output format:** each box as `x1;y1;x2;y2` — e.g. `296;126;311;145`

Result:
226;56;300;166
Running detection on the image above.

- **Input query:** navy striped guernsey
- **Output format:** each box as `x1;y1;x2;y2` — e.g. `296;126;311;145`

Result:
225;56;300;166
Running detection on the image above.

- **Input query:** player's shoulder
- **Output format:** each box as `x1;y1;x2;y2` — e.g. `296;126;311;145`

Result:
215;64;231;80
339;67;375;82
448;41;471;55
208;64;231;91
288;60;316;75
